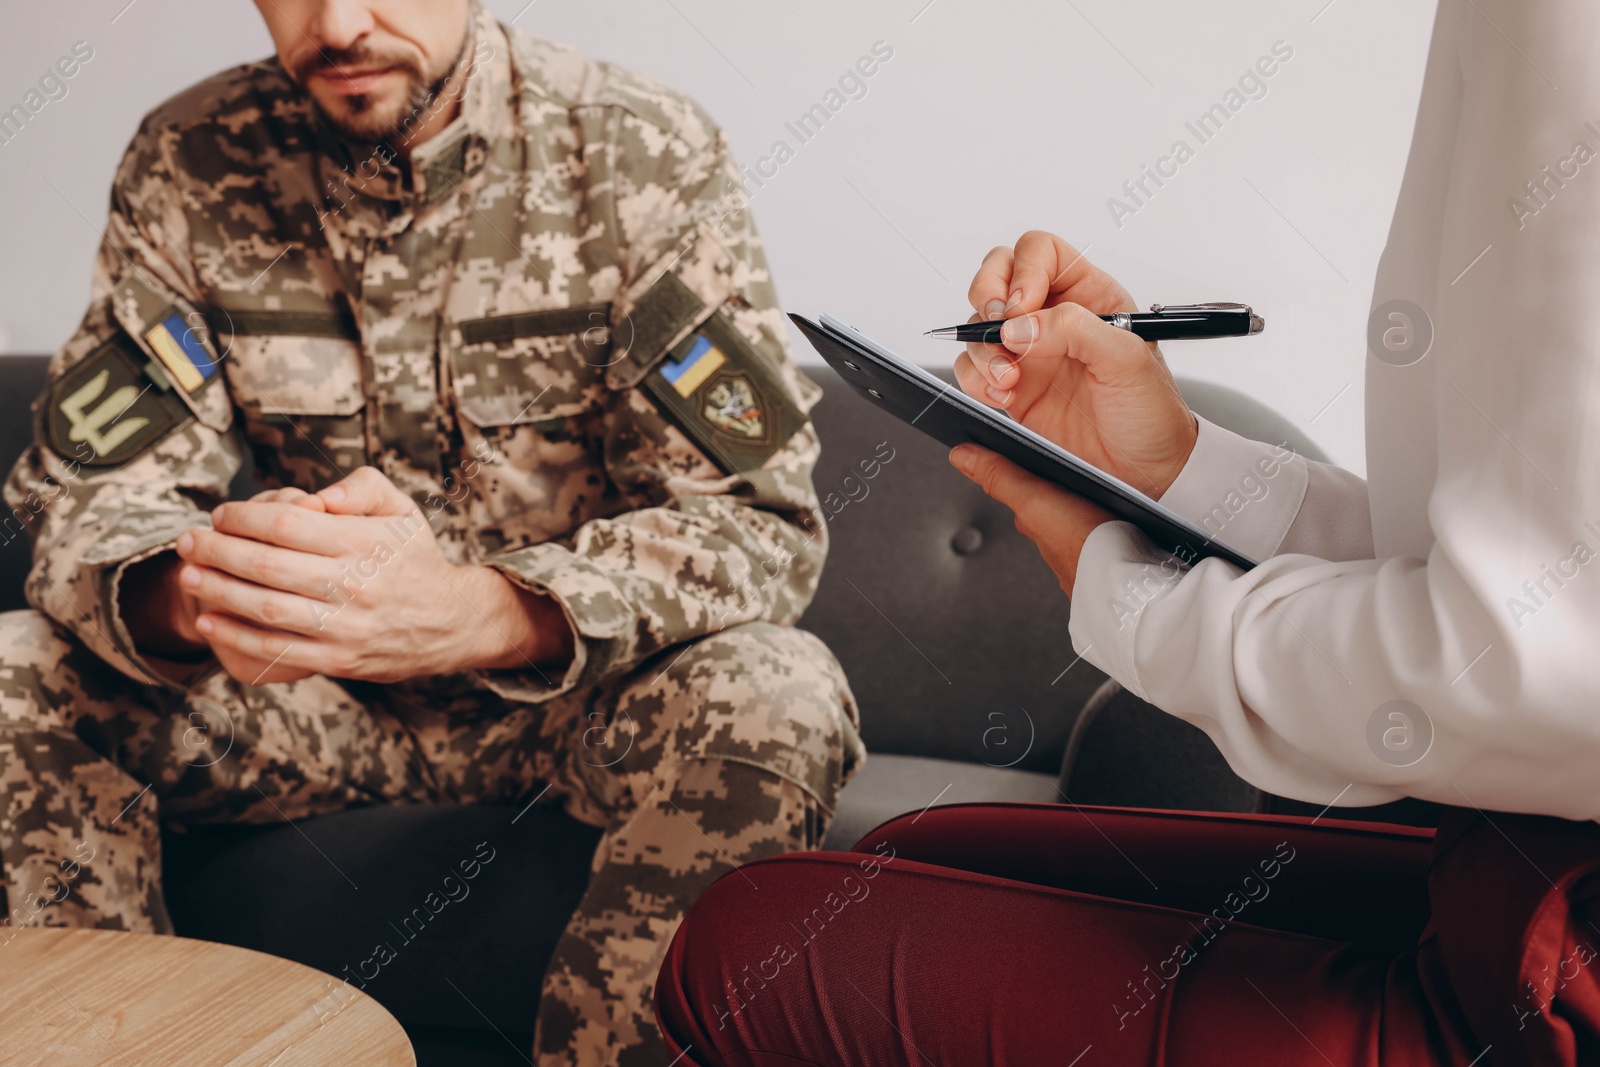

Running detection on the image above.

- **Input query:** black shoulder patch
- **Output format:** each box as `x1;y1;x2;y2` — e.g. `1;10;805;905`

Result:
642;312;806;476
47;333;192;467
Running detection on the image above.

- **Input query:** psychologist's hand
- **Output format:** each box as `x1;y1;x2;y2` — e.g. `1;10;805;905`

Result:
955;231;1198;499
950;444;1112;594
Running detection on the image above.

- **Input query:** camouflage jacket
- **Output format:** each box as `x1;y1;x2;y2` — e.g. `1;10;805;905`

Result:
2;4;827;702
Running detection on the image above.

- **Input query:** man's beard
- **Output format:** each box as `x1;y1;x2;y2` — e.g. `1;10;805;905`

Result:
294;36;466;144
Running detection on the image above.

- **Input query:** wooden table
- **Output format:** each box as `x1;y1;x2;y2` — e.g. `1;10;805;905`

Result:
0;928;415;1066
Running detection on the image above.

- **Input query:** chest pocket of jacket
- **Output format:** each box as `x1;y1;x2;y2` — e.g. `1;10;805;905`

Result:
451;305;611;423
448;305;615;545
214;310;368;492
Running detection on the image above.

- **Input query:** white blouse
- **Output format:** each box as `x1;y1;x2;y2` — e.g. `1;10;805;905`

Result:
1070;0;1600;821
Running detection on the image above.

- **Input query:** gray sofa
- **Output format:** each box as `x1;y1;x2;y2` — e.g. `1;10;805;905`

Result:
0;352;1416;1065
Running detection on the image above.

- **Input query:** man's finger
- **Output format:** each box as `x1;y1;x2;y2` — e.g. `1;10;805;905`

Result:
179;563;333;637
317;466;419;518
246;486;327;512
196;611;329;676
249;486;323;510
177;527;340;600
210;500;361;555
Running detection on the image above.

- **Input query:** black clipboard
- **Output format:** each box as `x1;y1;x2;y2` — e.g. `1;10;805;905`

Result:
791;312;1258;571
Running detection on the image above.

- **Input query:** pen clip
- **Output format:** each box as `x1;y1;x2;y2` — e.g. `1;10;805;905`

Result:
1148;302;1253;315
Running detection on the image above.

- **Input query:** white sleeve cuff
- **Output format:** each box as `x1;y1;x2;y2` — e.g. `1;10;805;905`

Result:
1157;416;1309;564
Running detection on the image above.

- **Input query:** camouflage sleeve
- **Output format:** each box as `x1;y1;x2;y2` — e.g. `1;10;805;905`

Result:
2;116;239;687
478;109;827;702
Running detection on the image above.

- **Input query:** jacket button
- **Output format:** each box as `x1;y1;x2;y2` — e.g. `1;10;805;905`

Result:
951;526;984;556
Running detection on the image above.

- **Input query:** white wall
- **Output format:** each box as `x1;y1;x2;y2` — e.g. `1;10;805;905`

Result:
0;0;1440;473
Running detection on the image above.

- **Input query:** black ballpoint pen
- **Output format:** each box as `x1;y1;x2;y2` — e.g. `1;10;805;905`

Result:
925;302;1265;344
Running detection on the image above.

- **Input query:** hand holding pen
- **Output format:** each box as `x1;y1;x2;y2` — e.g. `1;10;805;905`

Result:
946;231;1204;503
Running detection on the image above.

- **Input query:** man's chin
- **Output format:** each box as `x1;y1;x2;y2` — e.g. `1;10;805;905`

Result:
310;86;413;143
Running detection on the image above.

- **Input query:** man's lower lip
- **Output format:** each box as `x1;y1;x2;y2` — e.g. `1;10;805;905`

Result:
314;68;397;94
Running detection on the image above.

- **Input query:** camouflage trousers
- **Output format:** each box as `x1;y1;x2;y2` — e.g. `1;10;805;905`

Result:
0;608;863;1067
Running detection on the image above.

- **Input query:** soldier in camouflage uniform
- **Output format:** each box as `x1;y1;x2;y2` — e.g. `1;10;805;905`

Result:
0;3;864;1064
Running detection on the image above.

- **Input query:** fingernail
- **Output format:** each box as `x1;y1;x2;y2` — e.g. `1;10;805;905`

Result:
1002;315;1037;343
987;353;1014;380
984;299;1006;319
1007;288;1024;311
180;566;201;590
985;386;1012;407
949;444;977;474
196;616;214;636
211;504;225;525
322;486;345;505
176;531;194;555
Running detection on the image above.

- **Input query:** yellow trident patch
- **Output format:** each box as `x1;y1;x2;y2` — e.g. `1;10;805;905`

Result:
47;335;183;467
59;368;150;457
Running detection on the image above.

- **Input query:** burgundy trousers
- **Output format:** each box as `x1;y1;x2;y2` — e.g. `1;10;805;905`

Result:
656;803;1600;1067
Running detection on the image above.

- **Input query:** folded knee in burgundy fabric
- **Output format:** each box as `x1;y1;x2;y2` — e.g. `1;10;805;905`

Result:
655;803;1600;1067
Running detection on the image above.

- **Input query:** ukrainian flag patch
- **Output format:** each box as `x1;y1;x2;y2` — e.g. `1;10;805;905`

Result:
659;335;727;398
144;312;218;394
642;314;808;477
